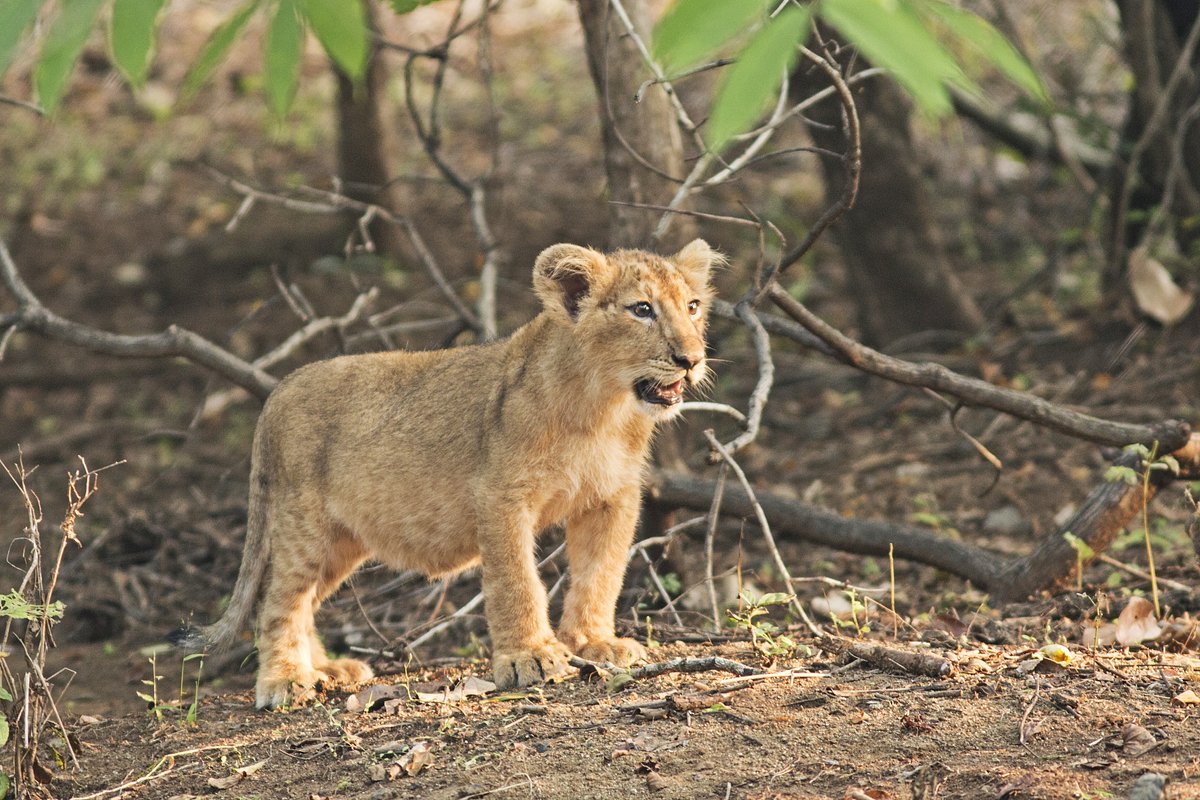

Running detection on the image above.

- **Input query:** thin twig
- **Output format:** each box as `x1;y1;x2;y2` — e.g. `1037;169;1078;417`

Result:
703;430;821;635
704;463;730;628
776;47;863;279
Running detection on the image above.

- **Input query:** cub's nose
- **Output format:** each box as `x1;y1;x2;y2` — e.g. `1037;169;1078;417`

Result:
671;351;702;370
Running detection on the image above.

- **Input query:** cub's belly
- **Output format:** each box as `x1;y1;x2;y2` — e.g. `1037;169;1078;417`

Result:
329;495;481;578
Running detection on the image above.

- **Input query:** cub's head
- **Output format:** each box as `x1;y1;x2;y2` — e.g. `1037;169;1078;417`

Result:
533;239;720;416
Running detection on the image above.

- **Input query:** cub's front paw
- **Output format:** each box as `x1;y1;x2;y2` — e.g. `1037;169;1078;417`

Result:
492;639;571;689
255;671;320;710
574;636;647;667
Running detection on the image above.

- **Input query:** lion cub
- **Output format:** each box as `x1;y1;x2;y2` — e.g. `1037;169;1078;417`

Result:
176;239;717;708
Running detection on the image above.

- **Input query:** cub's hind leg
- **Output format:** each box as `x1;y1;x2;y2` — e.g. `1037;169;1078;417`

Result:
307;529;373;687
254;508;362;709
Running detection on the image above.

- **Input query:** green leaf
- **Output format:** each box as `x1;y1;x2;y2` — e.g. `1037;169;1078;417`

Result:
1062;531;1095;560
819;0;966;116
0;714;7;749
0;771;8;800
390;0;436;13
296;0;366;78
0;687;9;701
265;0;303;116
110;0;167;87
0;0;41;75
652;0;762;73
1104;465;1139;486
755;592;794;607
33;0;108;112
921;0;1047;103
183;0;259;100
707;5;810;152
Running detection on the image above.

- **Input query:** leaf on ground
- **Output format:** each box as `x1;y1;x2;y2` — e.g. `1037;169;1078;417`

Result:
401;740;435;776
1116;597;1162;647
1172;689;1200;706
1121;723;1158;756
1037;643;1075;665
345;683;407;712
1128;245;1195;326
207;759;266;789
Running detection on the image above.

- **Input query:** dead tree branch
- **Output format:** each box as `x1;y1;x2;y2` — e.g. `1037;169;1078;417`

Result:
1;239;278;400
766;283;1192;451
401;0;503;339
651;432;1200;602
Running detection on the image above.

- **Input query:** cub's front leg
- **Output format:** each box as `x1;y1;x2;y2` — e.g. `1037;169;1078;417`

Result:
557;486;647;667
478;503;571;689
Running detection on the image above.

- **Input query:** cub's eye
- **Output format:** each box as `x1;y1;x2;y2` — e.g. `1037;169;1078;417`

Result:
687;299;701;318
629;301;654;319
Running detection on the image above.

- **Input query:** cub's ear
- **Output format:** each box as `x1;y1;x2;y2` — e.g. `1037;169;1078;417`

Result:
533;244;612;321
673;238;722;289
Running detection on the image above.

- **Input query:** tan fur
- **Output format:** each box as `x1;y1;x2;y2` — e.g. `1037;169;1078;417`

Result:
194;240;718;708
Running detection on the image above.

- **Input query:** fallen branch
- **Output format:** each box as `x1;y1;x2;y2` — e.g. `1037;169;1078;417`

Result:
570;654;762;680
649;469;1007;590
1;240;277;400
990;437;1200;602
820;637;953;679
650;433;1200;602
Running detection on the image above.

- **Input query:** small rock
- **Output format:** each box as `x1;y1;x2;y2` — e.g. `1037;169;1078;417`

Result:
983;506;1030;537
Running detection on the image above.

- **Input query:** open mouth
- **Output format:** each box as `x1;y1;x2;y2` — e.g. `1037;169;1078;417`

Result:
635;378;685;406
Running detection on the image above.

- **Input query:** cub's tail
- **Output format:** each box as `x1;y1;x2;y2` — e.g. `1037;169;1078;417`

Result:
167;428;274;654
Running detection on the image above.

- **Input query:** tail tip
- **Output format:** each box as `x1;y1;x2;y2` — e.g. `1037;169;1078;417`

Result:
166;624;208;652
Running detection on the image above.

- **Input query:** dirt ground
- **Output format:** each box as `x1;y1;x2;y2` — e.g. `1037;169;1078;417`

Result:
2;1;1199;798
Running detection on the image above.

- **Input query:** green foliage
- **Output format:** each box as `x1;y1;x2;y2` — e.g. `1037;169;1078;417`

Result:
33;0;107;111
390;0;438;14
295;0;367;78
137;651;205;724
110;0;168;87
7;0;389;116
651;0;762;74
652;0;1046;152
0;0;41;74
0;589;65;622
920;1;1046;102
707;5;810;151
265;0;304;117
182;0;260;100
727;591;799;664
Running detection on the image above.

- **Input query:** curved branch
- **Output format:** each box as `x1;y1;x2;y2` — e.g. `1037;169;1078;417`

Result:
1;240;278;400
766;283;1192;451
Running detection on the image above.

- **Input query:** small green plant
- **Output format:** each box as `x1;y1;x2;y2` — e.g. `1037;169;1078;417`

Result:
907;494;959;537
727;591;798;665
644;616;660;650
828;588;872;637
1061;532;1095;591
1104;442;1180;617
137;651;205;725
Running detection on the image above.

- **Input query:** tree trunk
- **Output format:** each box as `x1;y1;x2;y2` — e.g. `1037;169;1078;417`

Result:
333;2;405;258
790;46;985;346
575;0;694;250
1107;0;1200;286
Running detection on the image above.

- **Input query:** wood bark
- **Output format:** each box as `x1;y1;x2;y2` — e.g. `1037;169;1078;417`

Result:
790;41;984;345
575;0;694;250
650;432;1200;603
1108;0;1200;284
333;1;405;257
